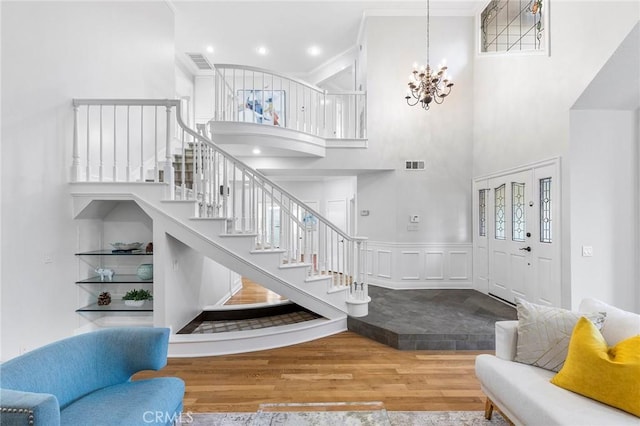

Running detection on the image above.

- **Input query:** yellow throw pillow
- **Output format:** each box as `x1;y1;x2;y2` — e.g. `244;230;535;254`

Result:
551;316;640;417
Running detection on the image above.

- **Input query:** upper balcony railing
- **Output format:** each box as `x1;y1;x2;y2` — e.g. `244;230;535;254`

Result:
212;64;367;141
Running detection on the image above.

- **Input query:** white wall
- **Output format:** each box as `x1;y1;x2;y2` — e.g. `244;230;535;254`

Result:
275;176;357;234
0;1;176;360
569;110;639;311
162;234;238;333
250;15;475;246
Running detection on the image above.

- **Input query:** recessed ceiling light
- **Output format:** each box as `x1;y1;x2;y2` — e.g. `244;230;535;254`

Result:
257;46;268;56
307;46;321;56
252;148;261;155
206;45;214;53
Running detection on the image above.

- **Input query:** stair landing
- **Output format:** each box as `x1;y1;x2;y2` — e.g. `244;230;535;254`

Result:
347;287;517;350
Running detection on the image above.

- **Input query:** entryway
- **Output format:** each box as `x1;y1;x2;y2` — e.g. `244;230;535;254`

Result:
473;158;561;307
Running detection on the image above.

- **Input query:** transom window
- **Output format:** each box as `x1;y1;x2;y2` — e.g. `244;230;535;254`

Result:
480;0;546;53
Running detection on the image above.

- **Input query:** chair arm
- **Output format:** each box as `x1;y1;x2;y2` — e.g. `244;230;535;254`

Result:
495;320;518;361
0;388;60;426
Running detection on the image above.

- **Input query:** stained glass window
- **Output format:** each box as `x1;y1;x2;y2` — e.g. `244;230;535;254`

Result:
479;189;488;237
540;177;552;243
512;182;525;242
480;0;545;53
495;184;506;240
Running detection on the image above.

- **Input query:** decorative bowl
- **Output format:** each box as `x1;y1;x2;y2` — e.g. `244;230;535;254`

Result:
124;300;145;307
110;242;143;251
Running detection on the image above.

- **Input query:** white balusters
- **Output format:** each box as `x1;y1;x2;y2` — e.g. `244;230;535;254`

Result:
212;64;366;141
71;103;80;182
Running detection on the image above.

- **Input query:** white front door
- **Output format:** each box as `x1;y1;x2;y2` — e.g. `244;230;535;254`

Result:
474;160;560;307
488;170;534;302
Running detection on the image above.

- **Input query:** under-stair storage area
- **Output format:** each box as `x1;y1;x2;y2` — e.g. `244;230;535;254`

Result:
74;200;154;332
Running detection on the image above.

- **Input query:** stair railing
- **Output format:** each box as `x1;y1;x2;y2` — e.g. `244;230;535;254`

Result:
213;64;367;140
71;98;369;307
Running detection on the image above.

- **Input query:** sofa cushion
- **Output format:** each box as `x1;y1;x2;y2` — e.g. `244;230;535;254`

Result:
551;317;640;417
514;298;606;372
475;354;640;425
579;298;640;346
60;378;185;426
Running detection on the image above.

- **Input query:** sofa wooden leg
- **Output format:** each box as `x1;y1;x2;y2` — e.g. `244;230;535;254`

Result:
484;397;494;420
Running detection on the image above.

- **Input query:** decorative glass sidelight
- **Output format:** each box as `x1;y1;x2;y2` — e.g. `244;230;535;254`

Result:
495;184;506;240
511;182;526;242
479;189;488;237
540;177;552;243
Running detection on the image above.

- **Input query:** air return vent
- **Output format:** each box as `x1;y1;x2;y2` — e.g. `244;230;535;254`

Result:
186;53;213;70
405;160;425;170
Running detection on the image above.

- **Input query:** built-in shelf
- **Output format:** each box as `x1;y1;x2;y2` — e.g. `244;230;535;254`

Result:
75;250;152;256
76;274;153;284
76;300;153;312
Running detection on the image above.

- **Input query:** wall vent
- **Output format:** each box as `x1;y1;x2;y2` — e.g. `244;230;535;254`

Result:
186;53;213;70
405;160;425;170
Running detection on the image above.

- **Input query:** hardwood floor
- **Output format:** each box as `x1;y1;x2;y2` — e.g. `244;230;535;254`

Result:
135;332;490;413
135;279;491;413
224;277;287;305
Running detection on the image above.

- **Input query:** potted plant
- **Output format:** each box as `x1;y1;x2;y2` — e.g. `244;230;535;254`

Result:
122;289;153;307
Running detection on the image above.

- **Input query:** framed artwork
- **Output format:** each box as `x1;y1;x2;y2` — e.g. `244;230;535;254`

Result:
237;89;286;127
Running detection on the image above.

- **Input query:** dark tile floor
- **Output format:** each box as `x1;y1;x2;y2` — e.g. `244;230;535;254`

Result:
348;287;517;350
191;311;320;333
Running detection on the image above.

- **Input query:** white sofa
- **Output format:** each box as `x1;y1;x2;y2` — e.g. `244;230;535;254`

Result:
475;299;640;426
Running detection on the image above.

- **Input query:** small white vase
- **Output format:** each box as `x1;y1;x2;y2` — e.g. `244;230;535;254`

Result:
124;300;145;307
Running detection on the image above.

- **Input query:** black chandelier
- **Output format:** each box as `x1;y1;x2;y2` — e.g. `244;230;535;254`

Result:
405;0;454;110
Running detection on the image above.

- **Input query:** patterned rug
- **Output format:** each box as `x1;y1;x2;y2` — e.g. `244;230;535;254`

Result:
187;410;508;425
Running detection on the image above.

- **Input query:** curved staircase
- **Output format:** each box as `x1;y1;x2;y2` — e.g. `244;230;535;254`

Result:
69;96;369;356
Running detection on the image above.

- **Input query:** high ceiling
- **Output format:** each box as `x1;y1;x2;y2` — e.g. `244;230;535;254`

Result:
172;1;484;76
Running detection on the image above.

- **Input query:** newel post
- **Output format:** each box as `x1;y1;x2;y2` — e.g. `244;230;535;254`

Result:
164;103;175;200
346;237;370;317
71;102;81;182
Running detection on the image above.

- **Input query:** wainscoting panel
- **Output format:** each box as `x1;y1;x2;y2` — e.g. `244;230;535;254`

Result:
366;242;473;290
400;251;421;280
450;251;470;280
425;251;445;280
376;250;392;279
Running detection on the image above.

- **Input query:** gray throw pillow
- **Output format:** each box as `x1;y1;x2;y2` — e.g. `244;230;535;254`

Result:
514;298;606;372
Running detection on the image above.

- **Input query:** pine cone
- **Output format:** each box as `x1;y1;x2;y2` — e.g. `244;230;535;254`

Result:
98;291;111;306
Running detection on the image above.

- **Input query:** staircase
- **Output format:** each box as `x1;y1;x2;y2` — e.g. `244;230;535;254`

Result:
70;98;370;355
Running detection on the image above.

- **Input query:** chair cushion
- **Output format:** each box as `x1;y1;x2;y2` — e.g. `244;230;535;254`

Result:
60;378;185;426
551;317;640;417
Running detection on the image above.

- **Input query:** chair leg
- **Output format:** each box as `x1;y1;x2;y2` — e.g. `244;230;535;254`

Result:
484;397;494;420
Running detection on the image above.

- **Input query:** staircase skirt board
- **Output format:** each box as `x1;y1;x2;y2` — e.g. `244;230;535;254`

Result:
168;317;347;357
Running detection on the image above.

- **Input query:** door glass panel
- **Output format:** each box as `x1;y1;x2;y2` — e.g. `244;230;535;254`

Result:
479;189;488;237
540;177;552;243
495;184;505;240
511;182;526;242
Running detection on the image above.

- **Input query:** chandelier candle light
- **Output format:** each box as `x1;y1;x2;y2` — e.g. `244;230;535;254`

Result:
405;0;454;110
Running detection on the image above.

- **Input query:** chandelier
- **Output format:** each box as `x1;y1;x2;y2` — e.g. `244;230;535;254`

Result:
405;0;454;110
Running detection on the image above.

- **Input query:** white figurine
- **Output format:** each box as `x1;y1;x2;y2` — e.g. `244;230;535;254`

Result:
95;268;114;282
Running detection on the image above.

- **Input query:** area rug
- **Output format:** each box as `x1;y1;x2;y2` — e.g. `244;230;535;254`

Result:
187;410;508;425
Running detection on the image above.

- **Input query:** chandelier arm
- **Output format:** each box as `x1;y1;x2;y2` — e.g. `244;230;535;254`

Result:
406;97;420;107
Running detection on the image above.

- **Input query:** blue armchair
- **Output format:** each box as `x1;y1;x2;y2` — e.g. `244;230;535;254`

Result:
0;328;185;425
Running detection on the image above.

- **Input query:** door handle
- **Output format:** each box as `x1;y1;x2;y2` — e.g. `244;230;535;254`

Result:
519;246;532;252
